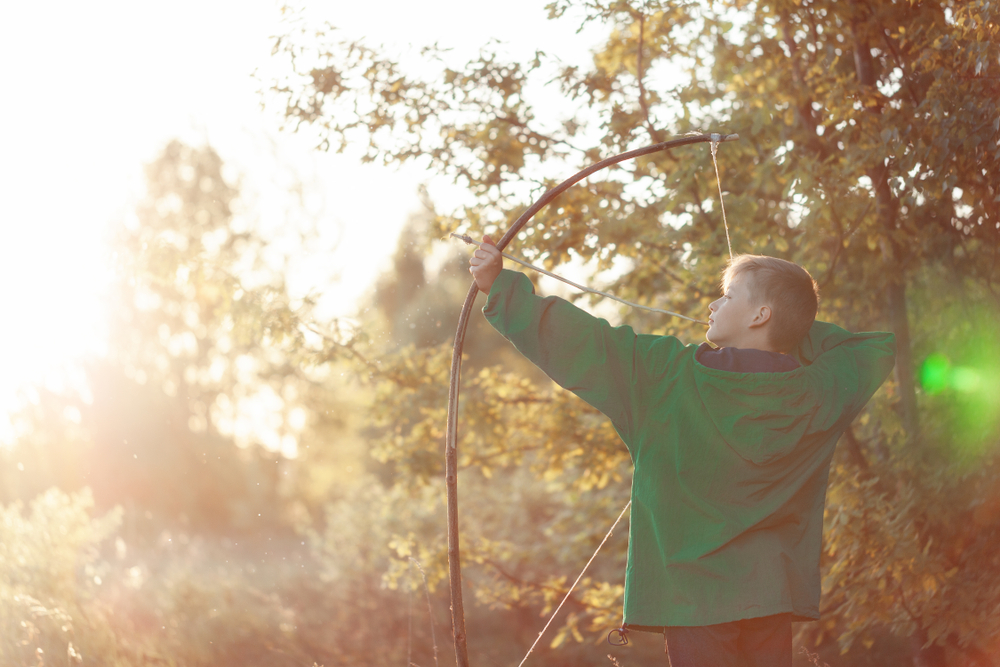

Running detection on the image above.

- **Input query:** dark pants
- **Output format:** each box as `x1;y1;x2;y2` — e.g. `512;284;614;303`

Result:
664;614;792;667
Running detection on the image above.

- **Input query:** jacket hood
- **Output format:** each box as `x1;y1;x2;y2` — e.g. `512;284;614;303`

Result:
692;321;896;465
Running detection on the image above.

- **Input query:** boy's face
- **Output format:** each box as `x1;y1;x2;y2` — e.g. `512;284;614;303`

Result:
706;273;769;349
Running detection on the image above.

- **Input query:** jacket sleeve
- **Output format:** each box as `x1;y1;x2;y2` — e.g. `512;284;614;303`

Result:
483;269;659;441
797;321;897;432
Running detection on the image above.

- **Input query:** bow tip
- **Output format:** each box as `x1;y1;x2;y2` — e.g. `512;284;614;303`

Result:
710;132;740;143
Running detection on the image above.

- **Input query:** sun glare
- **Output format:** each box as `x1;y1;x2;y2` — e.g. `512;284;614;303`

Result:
0;222;110;431
0;0;607;448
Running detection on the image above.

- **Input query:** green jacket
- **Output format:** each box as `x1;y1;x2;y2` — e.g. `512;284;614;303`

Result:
484;269;896;628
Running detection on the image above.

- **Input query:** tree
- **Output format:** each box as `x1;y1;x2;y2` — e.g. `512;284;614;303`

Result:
1;140;361;529
1;140;406;666
265;1;1000;664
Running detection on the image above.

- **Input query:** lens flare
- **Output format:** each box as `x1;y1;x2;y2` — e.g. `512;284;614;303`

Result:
919;329;1000;459
920;354;985;395
951;367;982;393
919;354;951;395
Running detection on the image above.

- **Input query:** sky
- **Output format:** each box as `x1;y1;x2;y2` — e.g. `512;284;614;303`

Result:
0;0;608;431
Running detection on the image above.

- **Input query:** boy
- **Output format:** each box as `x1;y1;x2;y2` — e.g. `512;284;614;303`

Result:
468;236;896;667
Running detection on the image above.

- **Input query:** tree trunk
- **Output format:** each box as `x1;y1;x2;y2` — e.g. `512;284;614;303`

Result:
851;24;919;441
910;632;948;667
852;21;935;667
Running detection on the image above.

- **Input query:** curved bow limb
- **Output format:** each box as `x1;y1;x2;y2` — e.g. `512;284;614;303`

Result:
444;132;738;667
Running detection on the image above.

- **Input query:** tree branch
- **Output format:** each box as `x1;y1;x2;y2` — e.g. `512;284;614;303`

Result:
480;558;602;613
635;11;664;144
819;200;872;292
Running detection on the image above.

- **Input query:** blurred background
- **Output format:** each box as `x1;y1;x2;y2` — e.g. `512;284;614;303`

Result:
1;1;998;666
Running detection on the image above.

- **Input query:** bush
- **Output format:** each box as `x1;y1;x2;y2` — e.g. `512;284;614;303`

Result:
0;488;123;666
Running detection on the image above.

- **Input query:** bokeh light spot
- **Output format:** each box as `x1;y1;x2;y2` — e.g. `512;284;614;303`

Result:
951;367;982;393
920;353;951;394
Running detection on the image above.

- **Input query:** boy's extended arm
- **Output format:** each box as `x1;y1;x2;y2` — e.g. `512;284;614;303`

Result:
795;321;897;431
483;269;672;440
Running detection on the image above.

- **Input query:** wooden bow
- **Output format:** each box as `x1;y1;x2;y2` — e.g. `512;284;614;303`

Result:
444;132;738;667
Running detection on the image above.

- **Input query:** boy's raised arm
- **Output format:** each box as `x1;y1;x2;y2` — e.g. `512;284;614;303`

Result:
471;238;675;443
484;270;644;440
795;321;897;432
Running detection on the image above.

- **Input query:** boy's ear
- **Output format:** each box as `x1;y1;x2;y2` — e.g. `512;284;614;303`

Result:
750;305;772;328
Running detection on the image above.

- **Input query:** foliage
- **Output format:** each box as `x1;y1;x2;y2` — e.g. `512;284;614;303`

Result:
0;139;418;664
104;140;335;521
265;0;1000;665
1;140;368;526
3;0;999;664
0;487;399;667
0;489;122;666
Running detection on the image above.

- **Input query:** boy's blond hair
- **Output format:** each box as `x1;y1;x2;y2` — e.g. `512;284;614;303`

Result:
722;255;819;353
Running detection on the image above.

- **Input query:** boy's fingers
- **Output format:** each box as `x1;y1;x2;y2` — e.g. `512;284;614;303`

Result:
483;234;495;246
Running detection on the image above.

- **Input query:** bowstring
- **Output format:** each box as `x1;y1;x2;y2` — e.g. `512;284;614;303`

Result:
451;233;708;326
515;500;632;667
710;138;734;261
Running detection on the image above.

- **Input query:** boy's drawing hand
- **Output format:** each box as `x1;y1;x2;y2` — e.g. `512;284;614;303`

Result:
469;234;503;294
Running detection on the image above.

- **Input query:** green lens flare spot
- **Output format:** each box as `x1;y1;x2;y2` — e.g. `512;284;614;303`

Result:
920;354;951;394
